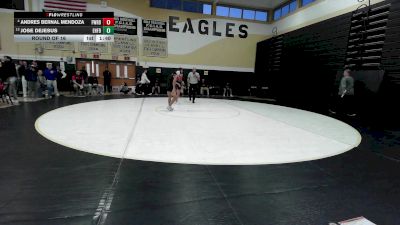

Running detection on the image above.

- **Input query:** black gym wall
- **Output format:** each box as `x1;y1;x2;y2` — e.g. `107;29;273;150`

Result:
255;13;352;112
256;0;400;125
380;0;400;123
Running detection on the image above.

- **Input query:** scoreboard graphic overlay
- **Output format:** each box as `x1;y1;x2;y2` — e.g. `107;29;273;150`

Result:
14;12;115;42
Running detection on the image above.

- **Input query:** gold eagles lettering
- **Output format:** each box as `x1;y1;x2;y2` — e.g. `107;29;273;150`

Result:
169;16;248;39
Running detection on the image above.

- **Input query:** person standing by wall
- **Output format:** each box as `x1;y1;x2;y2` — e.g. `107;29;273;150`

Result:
25;63;38;99
329;69;356;116
37;69;46;98
80;66;88;83
17;61;28;98
338;69;356;116
223;82;233;97
2;56;18;102
187;68;200;103
44;63;59;97
103;66;112;94
56;65;68;92
179;68;186;97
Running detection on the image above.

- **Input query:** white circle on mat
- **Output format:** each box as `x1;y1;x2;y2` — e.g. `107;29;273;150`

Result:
35;98;361;165
155;101;240;119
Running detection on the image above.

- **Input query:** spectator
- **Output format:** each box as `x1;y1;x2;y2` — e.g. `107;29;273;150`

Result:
1;56;18;102
25;64;38;98
103;67;112;94
179;68;186;96
17;61;28;98
120;82;131;95
44;63;59;97
151;78;161;95
181;80;186;97
37;70;46;98
87;75;100;95
223;82;233;97
330;69;356;116
56;65;68;91
80;66;88;83
72;70;85;96
200;78;210;96
78;66;88;94
31;60;38;68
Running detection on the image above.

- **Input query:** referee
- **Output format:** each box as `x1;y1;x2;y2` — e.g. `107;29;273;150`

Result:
187;68;200;103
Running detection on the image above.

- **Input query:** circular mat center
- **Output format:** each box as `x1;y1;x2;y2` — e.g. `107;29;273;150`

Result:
35;98;361;165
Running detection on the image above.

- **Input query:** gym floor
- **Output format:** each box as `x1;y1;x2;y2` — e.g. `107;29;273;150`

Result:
1;95;399;225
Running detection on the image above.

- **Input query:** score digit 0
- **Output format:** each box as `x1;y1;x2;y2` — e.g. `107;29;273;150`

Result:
103;26;114;34
102;18;115;26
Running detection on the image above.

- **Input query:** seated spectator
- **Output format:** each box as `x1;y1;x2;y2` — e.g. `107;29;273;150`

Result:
72;70;85;96
25;64;38;99
223;82;233;97
200;78;210;96
37;70;46;98
87;75;101;95
120;82;131;95
151;78;161;95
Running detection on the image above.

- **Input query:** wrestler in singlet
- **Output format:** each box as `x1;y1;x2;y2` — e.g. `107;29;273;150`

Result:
167;71;181;111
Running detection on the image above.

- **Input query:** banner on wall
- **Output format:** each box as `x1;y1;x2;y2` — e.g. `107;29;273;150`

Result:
79;42;108;53
142;19;168;57
42;42;74;51
142;19;167;38
115;17;137;35
112;17;138;56
112;34;138;56
143;38;168;58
